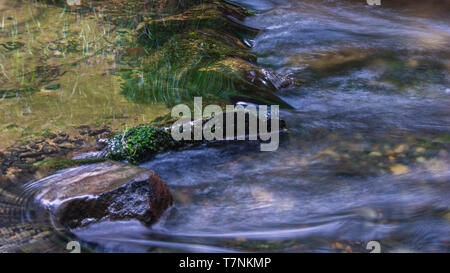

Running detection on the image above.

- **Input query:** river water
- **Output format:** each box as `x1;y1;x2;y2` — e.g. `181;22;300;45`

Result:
2;0;450;252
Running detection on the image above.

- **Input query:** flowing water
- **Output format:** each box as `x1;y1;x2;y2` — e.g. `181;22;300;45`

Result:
1;0;450;252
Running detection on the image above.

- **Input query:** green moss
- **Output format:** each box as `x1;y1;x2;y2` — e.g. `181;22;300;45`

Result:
437;134;450;143
34;158;107;172
106;126;180;164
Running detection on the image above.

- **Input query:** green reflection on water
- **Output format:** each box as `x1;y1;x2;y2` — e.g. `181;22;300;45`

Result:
0;0;170;149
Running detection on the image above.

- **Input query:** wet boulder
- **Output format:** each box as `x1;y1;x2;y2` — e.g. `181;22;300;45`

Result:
32;161;173;229
106;107;287;163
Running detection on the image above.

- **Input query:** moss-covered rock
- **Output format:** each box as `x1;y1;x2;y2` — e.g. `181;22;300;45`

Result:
106;126;180;163
106;106;287;164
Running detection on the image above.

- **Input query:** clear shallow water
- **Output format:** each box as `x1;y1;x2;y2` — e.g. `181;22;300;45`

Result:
0;0;168;149
2;0;450;252
72;0;450;252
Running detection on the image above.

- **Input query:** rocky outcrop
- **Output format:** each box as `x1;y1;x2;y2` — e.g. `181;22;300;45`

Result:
106;126;180;164
32;161;173;229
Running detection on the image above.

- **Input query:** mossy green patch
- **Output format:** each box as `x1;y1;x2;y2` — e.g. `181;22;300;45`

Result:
106;126;180;164
436;134;450;143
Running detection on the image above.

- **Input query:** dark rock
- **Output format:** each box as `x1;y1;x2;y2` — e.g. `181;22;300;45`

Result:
35;138;46;144
88;128;111;137
32;161;173;229
19;151;43;159
106;107;287;163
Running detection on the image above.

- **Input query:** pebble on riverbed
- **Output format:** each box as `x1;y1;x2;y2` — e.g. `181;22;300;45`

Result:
0;125;113;184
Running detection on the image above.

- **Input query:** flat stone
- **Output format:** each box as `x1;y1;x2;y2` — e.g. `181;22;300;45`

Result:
31;161;173;229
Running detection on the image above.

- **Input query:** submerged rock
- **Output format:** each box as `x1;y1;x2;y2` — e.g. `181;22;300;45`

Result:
113;0;295;107
32;161;173;229
0;125;112;184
